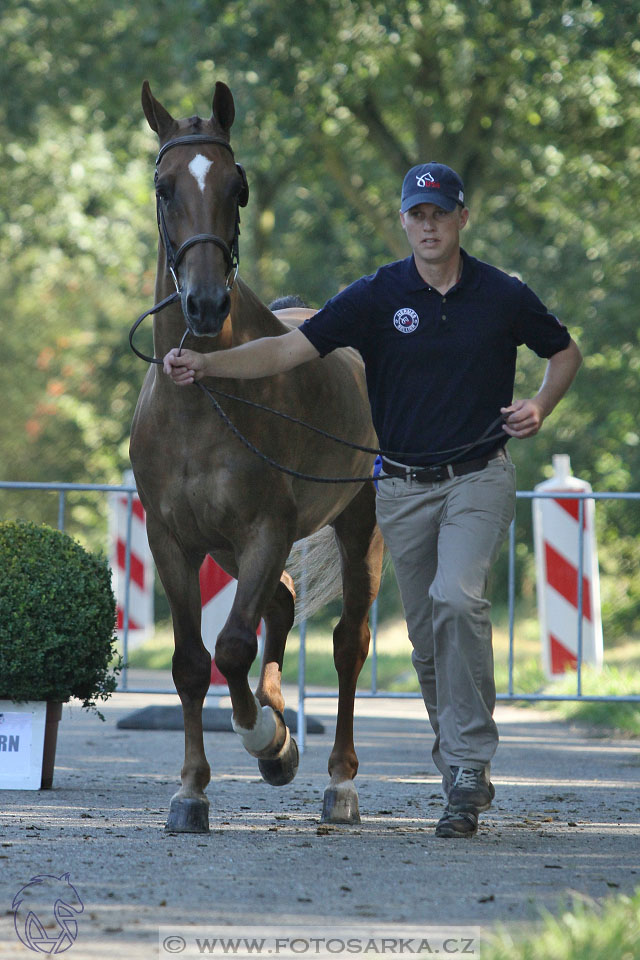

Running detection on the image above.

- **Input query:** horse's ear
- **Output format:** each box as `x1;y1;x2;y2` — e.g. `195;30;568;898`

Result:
141;81;176;139
211;81;235;134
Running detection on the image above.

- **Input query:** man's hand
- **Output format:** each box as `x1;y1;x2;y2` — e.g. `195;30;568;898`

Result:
163;349;209;385
162;328;320;385
500;399;545;438
502;339;582;438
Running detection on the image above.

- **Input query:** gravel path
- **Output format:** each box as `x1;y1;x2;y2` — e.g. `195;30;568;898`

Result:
1;673;639;958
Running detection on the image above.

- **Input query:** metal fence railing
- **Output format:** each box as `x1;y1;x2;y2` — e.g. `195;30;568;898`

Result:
2;480;639;753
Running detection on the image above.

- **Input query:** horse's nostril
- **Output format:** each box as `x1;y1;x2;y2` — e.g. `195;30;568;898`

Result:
186;293;199;319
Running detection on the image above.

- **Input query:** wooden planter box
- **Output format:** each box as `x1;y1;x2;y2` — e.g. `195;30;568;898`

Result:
0;701;62;790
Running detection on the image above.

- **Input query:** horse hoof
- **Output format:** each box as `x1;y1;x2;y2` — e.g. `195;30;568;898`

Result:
322;781;360;824
165;797;210;834
258;729;299;786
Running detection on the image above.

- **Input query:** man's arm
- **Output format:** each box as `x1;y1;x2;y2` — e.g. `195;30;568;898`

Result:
163;328;320;385
501;338;582;439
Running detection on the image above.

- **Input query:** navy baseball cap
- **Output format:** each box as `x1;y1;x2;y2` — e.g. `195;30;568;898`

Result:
400;162;465;213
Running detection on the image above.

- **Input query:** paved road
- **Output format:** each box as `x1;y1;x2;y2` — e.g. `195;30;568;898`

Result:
1;673;639;958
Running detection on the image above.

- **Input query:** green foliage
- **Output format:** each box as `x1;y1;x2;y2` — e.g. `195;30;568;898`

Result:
485;888;640;960
0;521;122;715
1;0;640;616
537;665;640;735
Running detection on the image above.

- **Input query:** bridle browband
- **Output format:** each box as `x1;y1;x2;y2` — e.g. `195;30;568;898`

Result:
129;132;248;365
154;133;248;294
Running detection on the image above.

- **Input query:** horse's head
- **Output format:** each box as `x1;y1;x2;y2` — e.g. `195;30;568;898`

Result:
142;81;249;337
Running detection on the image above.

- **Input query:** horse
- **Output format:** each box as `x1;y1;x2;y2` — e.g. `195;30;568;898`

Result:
130;80;385;834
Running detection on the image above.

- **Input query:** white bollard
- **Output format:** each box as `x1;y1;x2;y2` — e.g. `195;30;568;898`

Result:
108;470;154;650
533;454;603;680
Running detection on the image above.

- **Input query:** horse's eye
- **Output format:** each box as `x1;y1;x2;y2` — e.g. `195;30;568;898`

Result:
155;182;172;204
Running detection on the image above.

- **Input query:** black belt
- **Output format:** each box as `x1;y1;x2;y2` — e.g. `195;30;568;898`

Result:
381;453;495;483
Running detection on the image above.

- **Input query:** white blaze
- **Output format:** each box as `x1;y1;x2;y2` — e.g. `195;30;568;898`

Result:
188;154;213;193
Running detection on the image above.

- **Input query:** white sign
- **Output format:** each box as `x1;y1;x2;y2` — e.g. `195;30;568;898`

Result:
0;702;47;790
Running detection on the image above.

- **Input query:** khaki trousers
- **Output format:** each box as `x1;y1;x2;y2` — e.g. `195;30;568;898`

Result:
375;451;516;787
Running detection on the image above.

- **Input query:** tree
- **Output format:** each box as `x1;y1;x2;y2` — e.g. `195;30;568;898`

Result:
1;0;639;628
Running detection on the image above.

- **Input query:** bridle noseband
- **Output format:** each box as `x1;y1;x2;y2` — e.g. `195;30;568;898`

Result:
154;133;249;294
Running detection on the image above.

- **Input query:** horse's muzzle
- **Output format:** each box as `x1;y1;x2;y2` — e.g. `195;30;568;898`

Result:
182;284;230;337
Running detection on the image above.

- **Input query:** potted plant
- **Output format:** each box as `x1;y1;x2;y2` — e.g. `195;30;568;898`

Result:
0;520;122;789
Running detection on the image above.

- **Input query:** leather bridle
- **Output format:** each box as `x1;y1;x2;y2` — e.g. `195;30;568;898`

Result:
129;133;249;365
154;133;249;294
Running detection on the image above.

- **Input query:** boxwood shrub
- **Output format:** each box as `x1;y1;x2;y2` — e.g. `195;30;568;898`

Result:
0;521;122;715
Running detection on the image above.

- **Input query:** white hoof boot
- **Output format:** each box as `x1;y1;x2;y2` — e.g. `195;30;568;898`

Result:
232;696;278;757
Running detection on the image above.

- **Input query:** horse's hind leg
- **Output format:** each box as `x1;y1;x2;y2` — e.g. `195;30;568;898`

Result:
323;484;384;824
146;521;211;833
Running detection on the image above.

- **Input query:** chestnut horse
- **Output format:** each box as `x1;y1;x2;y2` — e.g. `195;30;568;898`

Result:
130;81;384;833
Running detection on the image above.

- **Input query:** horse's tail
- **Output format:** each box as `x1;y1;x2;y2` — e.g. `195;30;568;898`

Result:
286;526;343;626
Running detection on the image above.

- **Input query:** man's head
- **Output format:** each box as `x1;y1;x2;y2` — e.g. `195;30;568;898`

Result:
400;162;465;214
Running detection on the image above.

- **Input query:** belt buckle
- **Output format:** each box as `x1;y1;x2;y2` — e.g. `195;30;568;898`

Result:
412;463;454;482
412;465;438;482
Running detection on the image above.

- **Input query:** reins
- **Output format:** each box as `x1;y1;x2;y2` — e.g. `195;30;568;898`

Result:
130;134;507;483
195;383;508;484
130;307;506;482
129;292;180;365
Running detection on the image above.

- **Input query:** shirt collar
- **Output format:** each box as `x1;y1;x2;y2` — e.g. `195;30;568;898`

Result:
404;248;481;293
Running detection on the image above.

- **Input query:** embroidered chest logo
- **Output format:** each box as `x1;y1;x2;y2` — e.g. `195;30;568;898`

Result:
393;307;420;334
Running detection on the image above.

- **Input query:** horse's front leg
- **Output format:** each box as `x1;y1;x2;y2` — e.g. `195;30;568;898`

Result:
255;573;296;717
214;528;299;786
253;573;297;784
146;521;211;833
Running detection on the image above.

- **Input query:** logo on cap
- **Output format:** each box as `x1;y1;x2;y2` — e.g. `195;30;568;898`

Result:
393;308;420;334
416;172;435;187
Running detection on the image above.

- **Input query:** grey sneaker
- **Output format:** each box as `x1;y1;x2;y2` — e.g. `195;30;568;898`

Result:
435;805;478;839
448;766;494;813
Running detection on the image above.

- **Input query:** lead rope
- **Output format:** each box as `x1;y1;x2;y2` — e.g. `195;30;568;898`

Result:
130;308;506;483
129;306;504;483
193;380;507;484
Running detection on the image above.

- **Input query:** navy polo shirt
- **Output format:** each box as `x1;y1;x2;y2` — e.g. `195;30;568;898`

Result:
299;249;571;466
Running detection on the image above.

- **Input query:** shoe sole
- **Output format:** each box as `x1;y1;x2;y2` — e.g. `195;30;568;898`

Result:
435;809;479;839
435;824;477;839
449;798;492;814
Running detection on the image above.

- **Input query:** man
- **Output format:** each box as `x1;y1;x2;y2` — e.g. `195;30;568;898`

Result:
164;162;582;839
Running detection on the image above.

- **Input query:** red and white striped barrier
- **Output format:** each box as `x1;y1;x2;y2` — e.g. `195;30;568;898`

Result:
199;556;263;687
108;472;154;649
533;455;603;679
109;473;262;683
200;556;235;686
